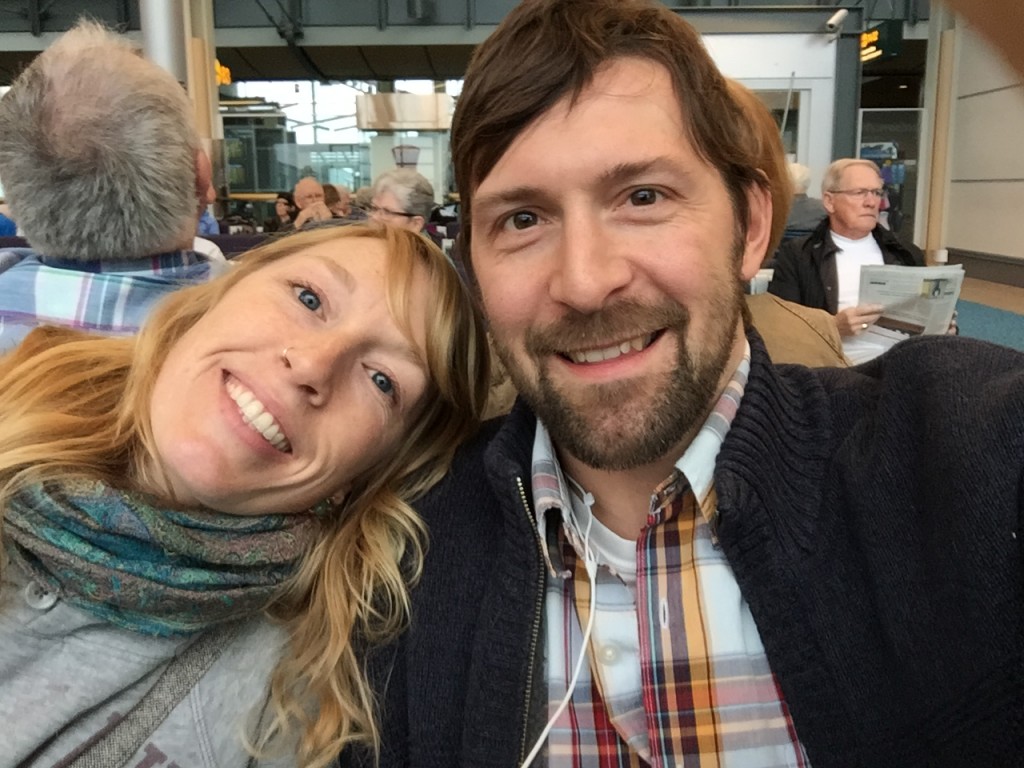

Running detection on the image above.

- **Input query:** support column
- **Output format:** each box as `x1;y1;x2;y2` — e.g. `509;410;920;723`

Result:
831;30;862;160
140;0;188;84
187;0;225;217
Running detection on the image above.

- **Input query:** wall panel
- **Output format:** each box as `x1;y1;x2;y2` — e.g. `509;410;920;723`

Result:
940;22;1024;268
946;181;1024;261
950;86;1024;181
955;26;1020;96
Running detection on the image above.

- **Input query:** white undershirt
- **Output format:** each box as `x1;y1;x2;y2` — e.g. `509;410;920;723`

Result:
570;491;637;587
832;231;883;310
833;231;887;364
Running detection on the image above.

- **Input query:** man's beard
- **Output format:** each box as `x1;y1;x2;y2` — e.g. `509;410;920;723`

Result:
492;280;744;472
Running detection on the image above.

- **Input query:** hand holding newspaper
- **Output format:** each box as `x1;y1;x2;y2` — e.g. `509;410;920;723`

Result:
858;265;963;346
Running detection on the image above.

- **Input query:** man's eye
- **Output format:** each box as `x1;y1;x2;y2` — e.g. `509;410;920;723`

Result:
628;188;659;206
370;370;395;397
505;211;538;230
295;286;321;311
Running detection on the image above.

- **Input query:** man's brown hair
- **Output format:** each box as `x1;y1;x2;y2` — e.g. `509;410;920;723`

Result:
726;80;793;261
451;0;769;278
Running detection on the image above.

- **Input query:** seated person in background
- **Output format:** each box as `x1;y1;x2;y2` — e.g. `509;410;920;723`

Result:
324;183;354;219
368;168;435;233
291;176;334;229
783;162;828;237
0;206;15;237
0;224;489;767
769;157;926;363
264;191;297;233
352;186;374;218
197;206;220;236
0;21;221;353
192;151;227;263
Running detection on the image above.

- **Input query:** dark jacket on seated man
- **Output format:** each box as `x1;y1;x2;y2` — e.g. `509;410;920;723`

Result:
768;217;924;314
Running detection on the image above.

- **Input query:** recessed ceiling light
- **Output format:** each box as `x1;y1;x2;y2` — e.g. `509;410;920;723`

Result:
898;84;909;89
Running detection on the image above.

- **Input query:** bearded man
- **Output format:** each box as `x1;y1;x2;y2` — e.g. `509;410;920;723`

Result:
341;1;1024;766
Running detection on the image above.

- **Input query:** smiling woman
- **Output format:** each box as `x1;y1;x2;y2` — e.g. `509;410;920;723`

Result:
0;224;490;767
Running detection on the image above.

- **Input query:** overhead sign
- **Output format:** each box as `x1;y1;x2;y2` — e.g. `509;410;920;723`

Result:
861;19;903;63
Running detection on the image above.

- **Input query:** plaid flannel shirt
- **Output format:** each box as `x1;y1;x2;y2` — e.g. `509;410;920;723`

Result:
533;342;809;767
0;248;219;353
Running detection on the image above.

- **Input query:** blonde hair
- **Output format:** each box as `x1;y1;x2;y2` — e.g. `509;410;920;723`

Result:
0;224;491;767
788;162;812;195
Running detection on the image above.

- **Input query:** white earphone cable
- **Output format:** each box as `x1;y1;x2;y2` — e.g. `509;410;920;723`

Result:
520;512;599;768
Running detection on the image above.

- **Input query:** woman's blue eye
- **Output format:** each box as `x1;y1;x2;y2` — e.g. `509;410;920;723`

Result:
371;370;395;397
296;287;321;311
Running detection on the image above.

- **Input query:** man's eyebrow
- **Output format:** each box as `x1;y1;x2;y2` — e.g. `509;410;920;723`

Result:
596;157;684;187
472;185;547;216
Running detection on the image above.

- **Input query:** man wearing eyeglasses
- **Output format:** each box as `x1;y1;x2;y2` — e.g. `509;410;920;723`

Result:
289;176;335;230
768;158;926;363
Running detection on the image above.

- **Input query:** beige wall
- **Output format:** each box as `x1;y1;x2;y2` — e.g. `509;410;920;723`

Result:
944;25;1024;263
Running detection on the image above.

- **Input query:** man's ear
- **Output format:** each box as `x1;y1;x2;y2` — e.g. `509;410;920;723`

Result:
738;182;772;281
822;191;836;216
410;215;425;232
194;149;215;205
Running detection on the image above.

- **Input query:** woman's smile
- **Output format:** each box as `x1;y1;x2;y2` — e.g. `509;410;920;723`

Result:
224;373;291;453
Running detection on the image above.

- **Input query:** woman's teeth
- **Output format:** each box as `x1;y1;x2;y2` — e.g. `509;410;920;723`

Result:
566;333;653;364
226;378;291;452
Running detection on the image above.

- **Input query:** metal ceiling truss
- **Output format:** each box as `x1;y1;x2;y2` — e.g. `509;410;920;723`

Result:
0;0;931;36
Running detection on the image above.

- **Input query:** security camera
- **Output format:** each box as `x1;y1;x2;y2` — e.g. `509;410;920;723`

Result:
825;8;849;33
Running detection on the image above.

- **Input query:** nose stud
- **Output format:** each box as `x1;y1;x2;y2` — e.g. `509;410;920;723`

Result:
281;347;291;367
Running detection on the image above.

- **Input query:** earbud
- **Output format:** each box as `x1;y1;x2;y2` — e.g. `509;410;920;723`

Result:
520;500;600;768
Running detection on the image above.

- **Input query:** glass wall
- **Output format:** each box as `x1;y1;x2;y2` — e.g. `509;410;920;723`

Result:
220;79;459;223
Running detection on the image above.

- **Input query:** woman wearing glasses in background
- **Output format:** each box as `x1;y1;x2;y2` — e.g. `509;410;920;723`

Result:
768;157;936;363
367;168;436;234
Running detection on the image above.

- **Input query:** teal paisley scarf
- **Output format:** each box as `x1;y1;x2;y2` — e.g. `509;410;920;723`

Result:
4;479;321;637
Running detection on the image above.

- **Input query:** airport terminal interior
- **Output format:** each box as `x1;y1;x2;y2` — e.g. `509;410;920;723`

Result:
0;0;1021;346
2;3;1024;764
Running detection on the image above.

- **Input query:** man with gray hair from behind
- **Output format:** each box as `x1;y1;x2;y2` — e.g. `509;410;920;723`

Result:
0;20;221;353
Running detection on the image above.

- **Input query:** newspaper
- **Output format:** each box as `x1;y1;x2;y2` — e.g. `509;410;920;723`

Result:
858;264;963;337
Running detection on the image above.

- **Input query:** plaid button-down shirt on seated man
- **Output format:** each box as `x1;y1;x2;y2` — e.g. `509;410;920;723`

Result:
533;342;810;768
0;248;222;354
